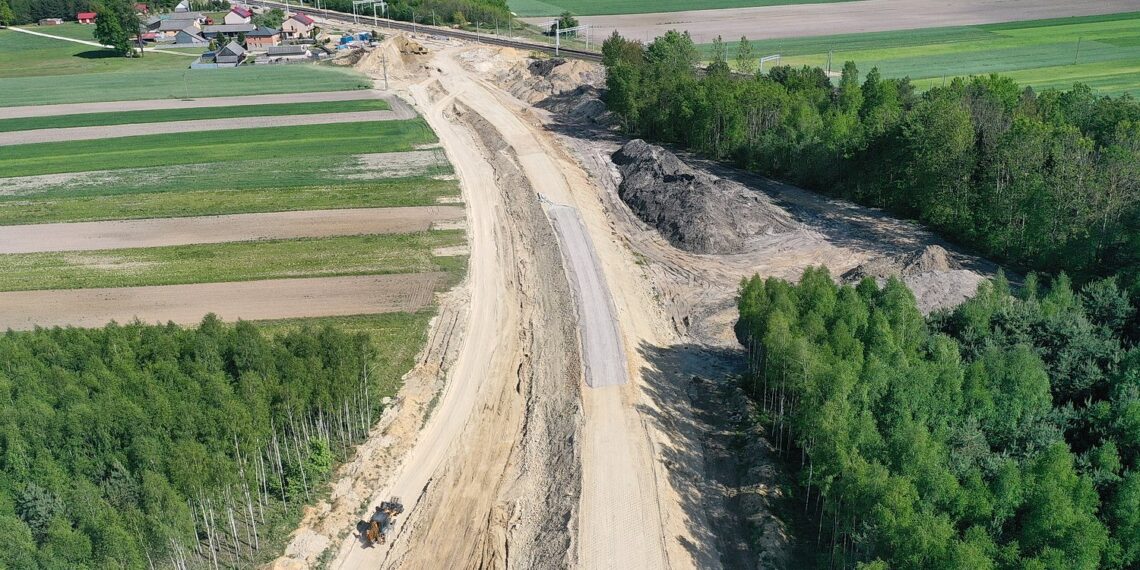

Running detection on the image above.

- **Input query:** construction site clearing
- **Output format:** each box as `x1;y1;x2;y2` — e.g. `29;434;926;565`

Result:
261;31;995;570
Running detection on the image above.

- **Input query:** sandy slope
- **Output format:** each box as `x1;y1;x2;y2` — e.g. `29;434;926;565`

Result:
0;207;463;254
523;0;1140;43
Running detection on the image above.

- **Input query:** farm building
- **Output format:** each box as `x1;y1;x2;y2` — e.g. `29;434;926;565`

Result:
281;13;314;38
245;26;281;49
77;11;96;24
38;18;63;25
215;41;247;66
174;28;207;44
202;23;256;41
225;6;253;24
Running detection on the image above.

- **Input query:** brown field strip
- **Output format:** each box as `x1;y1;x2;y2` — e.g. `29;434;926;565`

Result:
0;90;387;120
0;273;445;330
0;207;465;254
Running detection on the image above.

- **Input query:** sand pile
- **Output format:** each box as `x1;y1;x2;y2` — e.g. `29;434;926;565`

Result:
613;140;799;254
843;245;984;313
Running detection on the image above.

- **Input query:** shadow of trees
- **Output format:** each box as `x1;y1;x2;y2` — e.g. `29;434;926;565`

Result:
635;340;805;569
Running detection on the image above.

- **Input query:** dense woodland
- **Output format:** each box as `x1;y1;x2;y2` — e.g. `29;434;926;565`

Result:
601;31;1140;303
598;24;1140;570
0;317;391;568
737;269;1140;568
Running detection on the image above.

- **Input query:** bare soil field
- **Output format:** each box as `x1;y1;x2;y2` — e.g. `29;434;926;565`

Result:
527;0;1140;43
0;207;464;254
0;90;386;119
0;273;445;331
0;109;415;146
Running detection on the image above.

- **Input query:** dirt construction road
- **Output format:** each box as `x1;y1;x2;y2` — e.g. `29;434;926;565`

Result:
267;40;695;570
526;0;1140;43
0;207;463;254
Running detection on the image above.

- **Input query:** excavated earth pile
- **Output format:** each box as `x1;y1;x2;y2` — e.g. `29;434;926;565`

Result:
843;244;985;313
613;139;800;255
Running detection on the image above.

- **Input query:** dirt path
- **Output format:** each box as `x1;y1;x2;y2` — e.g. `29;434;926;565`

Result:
0;207;463;254
9;26;196;55
524;0;1140;43
0;90;386;119
0;108;414;145
0;273;444;330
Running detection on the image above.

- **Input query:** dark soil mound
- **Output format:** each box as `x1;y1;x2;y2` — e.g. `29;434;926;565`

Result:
613;140;798;254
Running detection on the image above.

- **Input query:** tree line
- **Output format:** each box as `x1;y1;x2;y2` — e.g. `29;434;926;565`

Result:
0;316;390;568
601;31;1140;308
737;268;1139;568
317;0;511;27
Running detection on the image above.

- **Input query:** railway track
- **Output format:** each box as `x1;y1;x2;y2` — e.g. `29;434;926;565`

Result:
246;0;603;62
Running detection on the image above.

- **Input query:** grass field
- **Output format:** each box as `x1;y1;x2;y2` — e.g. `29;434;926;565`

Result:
710;12;1140;95
0;99;390;132
0;232;465;291
0;120;436;177
507;0;845;17
0;178;459;225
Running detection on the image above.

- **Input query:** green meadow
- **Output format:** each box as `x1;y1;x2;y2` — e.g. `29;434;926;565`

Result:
0;232;465;291
711;12;1140;95
0;120;437;177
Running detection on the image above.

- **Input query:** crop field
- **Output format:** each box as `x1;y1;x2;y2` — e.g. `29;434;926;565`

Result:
0;233;465;292
714;12;1140;95
0;99;390;132
0;119;436;176
507;0;844;17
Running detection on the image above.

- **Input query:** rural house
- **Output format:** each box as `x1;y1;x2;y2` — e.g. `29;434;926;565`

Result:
214;41;247;66
174;27;207;44
244;26;281;49
174;0;190;12
77;11;96;24
135;3;149;14
156;17;201;38
281;13;314;39
202;23;256;41
224;6;252;25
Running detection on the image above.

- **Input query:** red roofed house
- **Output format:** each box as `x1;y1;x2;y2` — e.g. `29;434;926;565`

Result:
281;13;314;39
224;6;252;25
135;3;148;14
77;11;97;24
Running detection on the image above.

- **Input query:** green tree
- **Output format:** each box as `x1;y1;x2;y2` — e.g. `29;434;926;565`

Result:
735;35;756;75
93;0;141;56
0;0;15;26
551;10;577;35
252;7;284;28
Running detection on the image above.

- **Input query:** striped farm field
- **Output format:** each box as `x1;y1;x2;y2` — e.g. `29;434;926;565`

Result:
0;99;391;132
715;12;1140;95
0;120;437;177
508;0;847;16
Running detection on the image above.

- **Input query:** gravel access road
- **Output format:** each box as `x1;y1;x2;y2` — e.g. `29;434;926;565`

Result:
0;273;445;330
525;0;1140;43
0;207;463;254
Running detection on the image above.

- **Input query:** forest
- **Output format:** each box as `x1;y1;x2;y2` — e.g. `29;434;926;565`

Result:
737;269;1140;568
598;28;1140;568
601;31;1140;304
0;316;399;568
